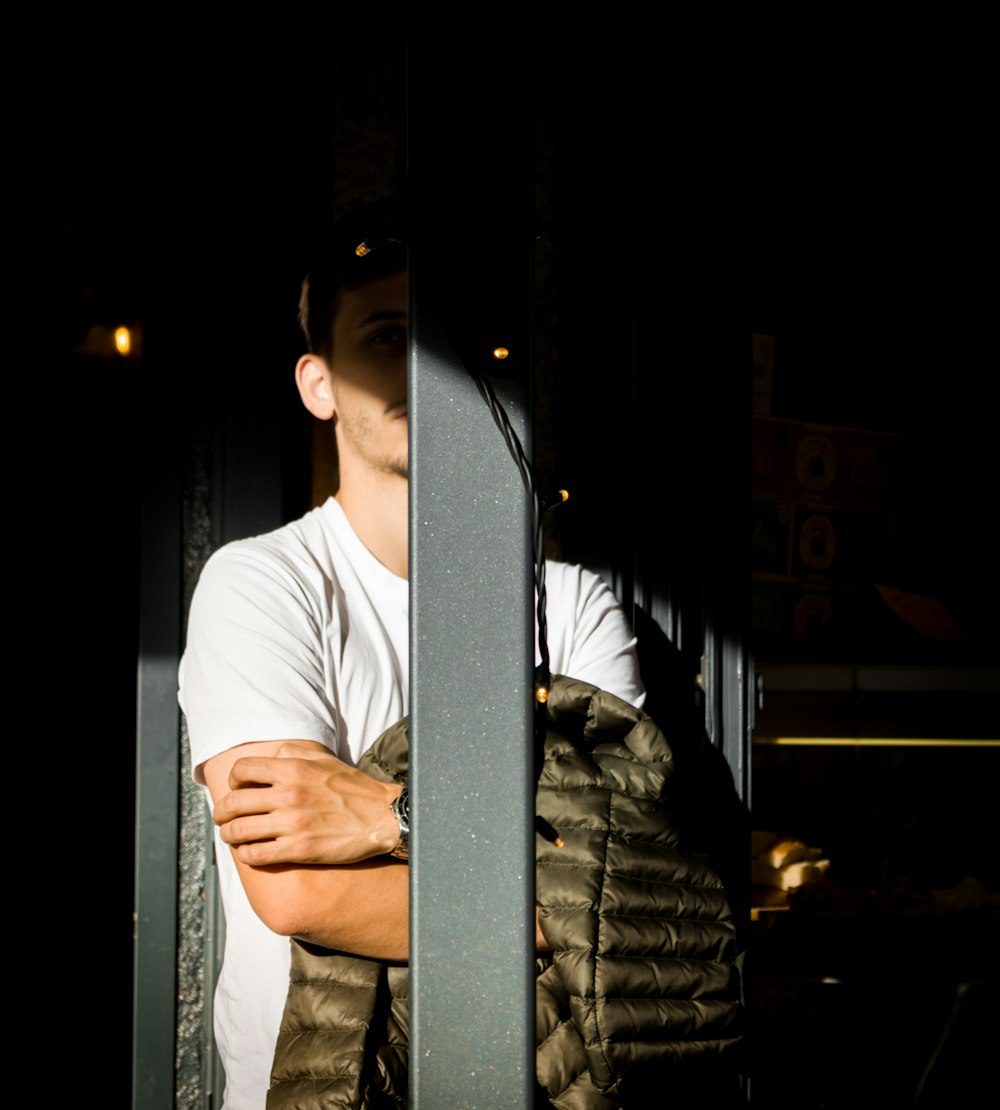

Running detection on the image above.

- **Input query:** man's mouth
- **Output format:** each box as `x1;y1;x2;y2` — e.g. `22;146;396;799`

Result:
386;399;408;419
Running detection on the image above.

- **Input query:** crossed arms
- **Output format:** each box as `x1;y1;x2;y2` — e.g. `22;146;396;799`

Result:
203;740;410;960
204;740;550;961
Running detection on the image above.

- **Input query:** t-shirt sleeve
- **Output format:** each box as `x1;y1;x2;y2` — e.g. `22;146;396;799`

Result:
543;561;646;709
178;541;339;784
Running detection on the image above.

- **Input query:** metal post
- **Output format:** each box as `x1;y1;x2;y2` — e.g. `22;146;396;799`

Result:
409;323;535;1108
408;22;536;1105
133;463;181;1109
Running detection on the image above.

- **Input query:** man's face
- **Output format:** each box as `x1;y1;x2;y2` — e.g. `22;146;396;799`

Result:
328;268;408;480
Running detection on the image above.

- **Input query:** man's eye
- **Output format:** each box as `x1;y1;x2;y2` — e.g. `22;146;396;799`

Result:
370;327;406;346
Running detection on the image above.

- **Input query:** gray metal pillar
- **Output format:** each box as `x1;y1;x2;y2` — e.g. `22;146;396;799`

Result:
133;463;181;1109
410;324;535;1107
407;24;536;1104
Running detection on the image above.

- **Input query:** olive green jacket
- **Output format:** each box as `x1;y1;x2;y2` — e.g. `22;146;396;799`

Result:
267;676;744;1109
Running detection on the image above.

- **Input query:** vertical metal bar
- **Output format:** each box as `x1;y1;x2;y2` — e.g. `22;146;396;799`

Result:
407;21;535;1103
705;620;752;806
202;805;226;1109
133;466;181;1109
409;330;535;1106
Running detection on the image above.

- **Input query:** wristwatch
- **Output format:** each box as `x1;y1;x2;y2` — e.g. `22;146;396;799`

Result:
389;787;410;860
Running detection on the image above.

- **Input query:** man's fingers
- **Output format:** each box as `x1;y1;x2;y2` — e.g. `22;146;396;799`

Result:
218;800;323;847
214;785;285;826
228;756;289;790
234;838;323;867
215;782;333;836
217;808;289;845
212;746;401;865
234;840;281;866
228;748;336;790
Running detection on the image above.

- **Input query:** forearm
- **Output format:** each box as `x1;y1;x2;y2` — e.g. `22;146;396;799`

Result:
244;855;410;961
241;856;548;960
206;738;408;959
212;741;402;866
207;740;547;960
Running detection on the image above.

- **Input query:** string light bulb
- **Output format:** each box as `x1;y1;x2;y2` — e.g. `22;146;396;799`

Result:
114;327;131;356
492;346;509;360
541;489;569;512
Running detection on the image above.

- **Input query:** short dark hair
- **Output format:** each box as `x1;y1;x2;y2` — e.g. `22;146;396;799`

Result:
298;196;407;363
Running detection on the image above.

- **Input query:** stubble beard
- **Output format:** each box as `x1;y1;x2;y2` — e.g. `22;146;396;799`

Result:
337;410;408;482
380;455;409;481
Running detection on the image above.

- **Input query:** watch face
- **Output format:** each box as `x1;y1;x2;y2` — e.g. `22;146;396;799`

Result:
393;789;410;833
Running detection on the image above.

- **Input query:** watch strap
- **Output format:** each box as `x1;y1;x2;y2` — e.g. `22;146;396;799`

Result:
389;787;410;860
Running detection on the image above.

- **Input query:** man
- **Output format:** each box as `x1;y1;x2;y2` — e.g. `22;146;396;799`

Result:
178;200;646;1108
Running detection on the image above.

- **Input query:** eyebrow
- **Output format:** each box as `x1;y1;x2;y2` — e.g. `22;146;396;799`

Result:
356;310;407;329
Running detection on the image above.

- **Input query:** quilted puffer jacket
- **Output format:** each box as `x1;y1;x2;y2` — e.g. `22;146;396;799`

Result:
267;676;744;1109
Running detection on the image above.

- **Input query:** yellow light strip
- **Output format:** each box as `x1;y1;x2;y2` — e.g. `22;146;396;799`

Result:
756;737;1000;747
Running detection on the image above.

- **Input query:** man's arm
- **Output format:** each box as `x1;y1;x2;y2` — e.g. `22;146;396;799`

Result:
203;740;411;961
545;561;646;709
212;740;403;866
209;740;552;955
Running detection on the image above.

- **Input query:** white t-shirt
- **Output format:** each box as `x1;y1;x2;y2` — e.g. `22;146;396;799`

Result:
178;497;645;1109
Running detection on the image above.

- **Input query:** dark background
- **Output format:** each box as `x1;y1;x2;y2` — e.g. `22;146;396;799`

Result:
53;19;998;659
45;13;997;1106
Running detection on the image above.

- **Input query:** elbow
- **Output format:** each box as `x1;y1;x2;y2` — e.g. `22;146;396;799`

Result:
242;859;409;958
247;868;338;940
259;904;306;939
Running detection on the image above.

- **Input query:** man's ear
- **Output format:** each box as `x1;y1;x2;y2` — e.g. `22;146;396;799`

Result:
295;354;336;420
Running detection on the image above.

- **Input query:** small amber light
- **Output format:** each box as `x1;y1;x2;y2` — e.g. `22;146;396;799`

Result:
536;685;549;704
492;347;509;360
355;241;371;257
114;327;131;356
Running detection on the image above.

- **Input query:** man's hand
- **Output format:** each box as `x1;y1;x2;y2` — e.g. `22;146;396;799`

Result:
213;740;403;867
